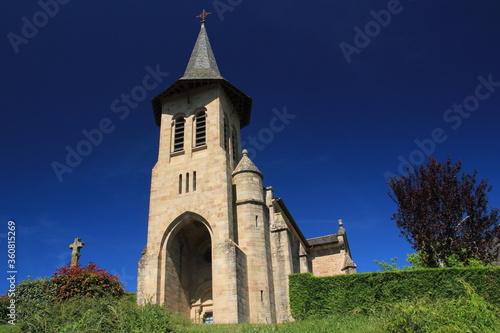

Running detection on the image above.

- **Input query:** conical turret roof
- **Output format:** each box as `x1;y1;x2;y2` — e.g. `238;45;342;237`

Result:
180;22;223;80
232;150;263;178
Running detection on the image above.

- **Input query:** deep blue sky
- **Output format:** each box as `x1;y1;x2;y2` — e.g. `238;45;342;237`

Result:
1;1;499;292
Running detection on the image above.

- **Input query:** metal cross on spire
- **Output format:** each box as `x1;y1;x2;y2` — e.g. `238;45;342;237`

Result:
69;237;85;267
196;9;211;23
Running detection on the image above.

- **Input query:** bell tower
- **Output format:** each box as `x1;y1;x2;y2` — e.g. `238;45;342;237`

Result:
137;13;357;325
137;17;255;324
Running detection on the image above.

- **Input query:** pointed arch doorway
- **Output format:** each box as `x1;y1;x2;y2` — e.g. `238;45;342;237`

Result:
163;215;213;323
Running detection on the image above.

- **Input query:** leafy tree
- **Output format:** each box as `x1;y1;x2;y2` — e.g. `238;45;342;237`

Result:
388;157;500;268
374;252;426;271
52;262;124;302
374;257;401;272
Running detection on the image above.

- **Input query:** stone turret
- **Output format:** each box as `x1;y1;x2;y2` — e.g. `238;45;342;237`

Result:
232;150;276;323
232;149;264;203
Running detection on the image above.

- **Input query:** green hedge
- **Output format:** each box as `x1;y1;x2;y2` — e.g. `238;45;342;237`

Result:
289;267;500;320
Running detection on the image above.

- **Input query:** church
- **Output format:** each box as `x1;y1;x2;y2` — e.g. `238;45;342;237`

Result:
137;15;356;324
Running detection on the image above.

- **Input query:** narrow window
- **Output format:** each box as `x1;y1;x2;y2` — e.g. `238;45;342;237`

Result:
178;174;182;194
255;215;258;227
195;111;206;147
173;117;185;152
193;171;197;192
231;127;238;162
186;173;190;193
260;290;264;302
223;116;229;150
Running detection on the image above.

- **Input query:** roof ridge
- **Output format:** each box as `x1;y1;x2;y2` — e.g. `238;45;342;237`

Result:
307;233;338;240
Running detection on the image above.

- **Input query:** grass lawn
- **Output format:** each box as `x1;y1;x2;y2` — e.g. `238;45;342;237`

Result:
0;314;382;333
173;314;383;333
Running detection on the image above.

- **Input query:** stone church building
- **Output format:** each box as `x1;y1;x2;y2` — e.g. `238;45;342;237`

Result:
137;19;356;324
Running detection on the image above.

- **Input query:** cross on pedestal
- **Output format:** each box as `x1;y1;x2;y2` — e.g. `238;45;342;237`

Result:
69;238;85;267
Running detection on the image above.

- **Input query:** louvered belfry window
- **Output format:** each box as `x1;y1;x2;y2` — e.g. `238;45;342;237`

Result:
173;117;185;152
231;127;238;162
195;111;207;147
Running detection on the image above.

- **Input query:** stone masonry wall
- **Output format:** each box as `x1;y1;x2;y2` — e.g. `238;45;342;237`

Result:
137;84;244;324
310;247;347;277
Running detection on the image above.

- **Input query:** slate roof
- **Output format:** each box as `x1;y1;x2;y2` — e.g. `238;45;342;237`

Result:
307;234;339;246
180;23;223;80
151;23;252;128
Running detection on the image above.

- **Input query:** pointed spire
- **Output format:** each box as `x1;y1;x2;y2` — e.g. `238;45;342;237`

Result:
151;17;252;128
181;21;223;80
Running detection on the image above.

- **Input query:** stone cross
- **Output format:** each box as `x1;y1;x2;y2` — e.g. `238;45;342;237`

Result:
69;238;85;267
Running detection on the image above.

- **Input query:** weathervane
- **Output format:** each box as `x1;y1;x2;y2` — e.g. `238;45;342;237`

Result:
196;9;211;22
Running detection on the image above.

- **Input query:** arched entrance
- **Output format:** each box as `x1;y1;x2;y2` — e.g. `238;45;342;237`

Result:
163;217;212;322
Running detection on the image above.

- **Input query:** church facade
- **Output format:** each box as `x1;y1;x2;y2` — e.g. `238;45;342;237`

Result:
137;20;356;324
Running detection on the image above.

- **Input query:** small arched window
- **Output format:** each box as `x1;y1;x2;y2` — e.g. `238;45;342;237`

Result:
173;116;185;152
195;111;207;147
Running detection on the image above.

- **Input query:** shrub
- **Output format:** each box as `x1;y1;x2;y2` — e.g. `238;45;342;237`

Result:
22;296;120;332
0;294;11;324
52;262;124;302
19;295;175;333
15;278;56;322
384;281;500;333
